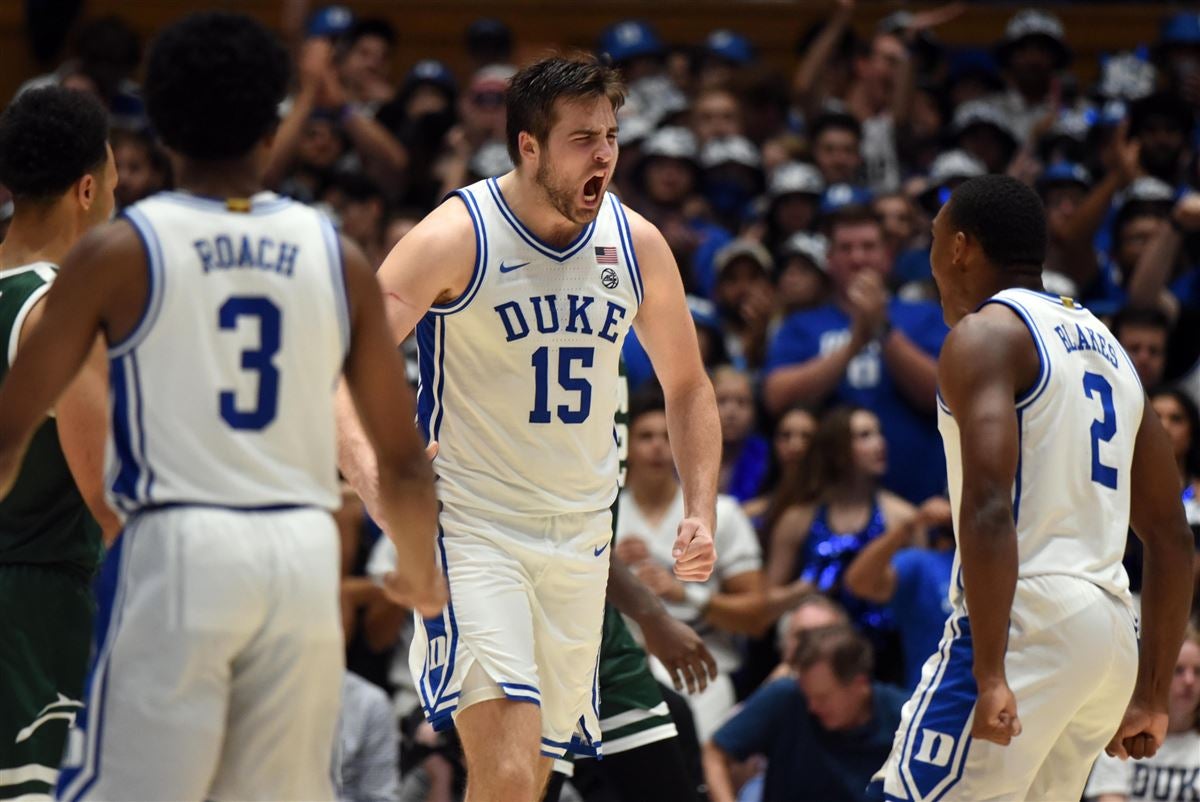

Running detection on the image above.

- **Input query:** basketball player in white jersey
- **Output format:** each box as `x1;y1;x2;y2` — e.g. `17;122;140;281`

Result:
869;175;1195;802
337;55;721;800
0;13;443;801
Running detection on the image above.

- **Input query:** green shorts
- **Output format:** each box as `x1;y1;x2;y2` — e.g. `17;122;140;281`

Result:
0;564;95;799
594;604;677;755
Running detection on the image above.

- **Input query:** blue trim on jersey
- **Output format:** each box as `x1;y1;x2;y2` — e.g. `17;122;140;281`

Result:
935;389;951;416
59;522;138;802
110;207;166;358
611;197;644;305
897;614;976;802
433;320;447;441
415;315;437;442
980;297;1052;409
319;214;351;361
107;356;140;513
128;352;155;503
430;191;489;315
485;178;596;262
1013;409;1024;526
498;682;540;695
129;501;317;515
156;190;293;216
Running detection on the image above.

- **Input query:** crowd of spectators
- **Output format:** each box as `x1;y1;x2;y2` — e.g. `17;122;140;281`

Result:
5;2;1200;800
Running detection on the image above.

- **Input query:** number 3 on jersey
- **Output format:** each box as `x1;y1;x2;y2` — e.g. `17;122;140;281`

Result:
530;346;593;424
1083;371;1118;490
219;296;281;431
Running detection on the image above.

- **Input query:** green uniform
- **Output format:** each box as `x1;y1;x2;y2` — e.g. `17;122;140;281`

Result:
591;363;677;755
0;264;102;799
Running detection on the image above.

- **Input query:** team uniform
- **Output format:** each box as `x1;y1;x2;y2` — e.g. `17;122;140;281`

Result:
410;178;641;758
57;191;350;801
0;264;103;800
871;288;1143;802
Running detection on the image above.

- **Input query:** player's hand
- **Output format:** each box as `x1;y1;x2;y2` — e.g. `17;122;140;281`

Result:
1172;193;1200;232
972;677;1021;745
847;272;889;341
635;560;686;603
382;564;448;619
640;611;719;695
298;38;333;95
1105;700;1168;760
672;518;716;581
615;536;651;566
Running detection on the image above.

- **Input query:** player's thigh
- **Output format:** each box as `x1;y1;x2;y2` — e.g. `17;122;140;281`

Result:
210;511;344;801
60;517;262;801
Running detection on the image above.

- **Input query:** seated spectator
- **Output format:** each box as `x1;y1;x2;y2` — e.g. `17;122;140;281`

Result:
762;162;825;253
615;391;768;741
951;100;1019;174
703;625;906;802
1148;388;1200;608
764;406;916;681
701;136;765;238
692;86;744;146
715;366;770;504
743;404;818;526
773;232;831;319
1112;307;1170;389
844;496;955;690
711;239;776;369
338;671;400;802
765;207;948;503
872;192;917;269
771;595;850;680
1083;627;1200;802
111;127;171;210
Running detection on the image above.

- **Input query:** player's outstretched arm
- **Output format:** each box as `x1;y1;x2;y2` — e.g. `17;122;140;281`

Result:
1108;401;1195;760
340;234;444;618
0;225;128;499
627;210;719;582
938;307;1039;747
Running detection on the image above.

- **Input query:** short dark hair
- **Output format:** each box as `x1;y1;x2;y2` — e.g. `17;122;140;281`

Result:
628;384;666;429
946;175;1046;271
505;55;625;165
0;86;109;202
144;12;289;161
827;206;884;240
792;623;874;683
1112;306;1170;339
346;18;397;49
809;111;862;144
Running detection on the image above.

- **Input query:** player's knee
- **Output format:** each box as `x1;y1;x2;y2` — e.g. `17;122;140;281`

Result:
481;754;539;797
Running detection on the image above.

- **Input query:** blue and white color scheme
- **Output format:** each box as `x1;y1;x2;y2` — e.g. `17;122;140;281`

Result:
410;179;642;758
871;288;1144;802
108;190;349;515
416;177;642;517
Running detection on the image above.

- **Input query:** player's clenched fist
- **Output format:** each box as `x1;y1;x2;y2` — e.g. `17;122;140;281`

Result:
672;517;716;581
971;677;1022;746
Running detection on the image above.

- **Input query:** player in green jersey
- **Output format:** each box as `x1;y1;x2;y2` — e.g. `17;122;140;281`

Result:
0;86;119;798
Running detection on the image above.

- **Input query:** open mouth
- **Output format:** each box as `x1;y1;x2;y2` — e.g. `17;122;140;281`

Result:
582;174;605;205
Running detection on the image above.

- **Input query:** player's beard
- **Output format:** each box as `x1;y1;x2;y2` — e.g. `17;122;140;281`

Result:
535;158;596;226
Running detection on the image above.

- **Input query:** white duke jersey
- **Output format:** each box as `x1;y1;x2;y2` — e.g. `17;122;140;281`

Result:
417;178;642;516
938;288;1143;609
109;191;349;515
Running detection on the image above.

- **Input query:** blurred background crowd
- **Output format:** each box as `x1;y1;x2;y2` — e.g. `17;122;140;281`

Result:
3;1;1200;801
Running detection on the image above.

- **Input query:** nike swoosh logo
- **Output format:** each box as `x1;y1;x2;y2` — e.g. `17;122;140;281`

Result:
499;260;531;273
594;542;610;557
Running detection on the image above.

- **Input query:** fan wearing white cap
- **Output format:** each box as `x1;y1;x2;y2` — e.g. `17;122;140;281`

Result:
990;8;1073;143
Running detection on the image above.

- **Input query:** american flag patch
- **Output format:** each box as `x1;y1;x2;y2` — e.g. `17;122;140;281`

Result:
595;246;618;264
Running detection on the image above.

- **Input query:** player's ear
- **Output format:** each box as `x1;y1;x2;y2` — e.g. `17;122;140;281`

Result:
518;130;538;165
951;230;968;267
76;172;96;212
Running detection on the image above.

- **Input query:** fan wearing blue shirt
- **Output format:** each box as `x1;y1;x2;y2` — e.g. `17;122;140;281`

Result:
764;207;949;504
703;625;906;802
844;497;956;690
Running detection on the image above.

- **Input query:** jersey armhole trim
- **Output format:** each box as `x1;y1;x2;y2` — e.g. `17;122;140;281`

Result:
318;214;351;361
428;191;487;316
611;197;644;306
978;297;1051;410
109;208;166;358
7;281;52;368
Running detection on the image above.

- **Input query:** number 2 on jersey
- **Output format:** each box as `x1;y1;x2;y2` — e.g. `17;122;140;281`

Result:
219;296;281;431
1083;371;1118;489
530;346;593;424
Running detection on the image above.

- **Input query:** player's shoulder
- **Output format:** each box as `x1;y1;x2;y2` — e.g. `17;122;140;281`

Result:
944;304;1034;362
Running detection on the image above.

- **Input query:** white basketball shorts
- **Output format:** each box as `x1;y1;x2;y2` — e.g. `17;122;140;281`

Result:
409;502;611;758
57;506;344;802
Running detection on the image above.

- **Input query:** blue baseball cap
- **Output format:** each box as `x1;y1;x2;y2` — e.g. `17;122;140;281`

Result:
1036;162;1092;193
705;30;754;66
599;21;664;64
1160;12;1200;47
307;5;354;38
820;183;874;214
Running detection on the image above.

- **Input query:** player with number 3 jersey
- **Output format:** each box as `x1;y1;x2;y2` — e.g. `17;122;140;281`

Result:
0;13;442;801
